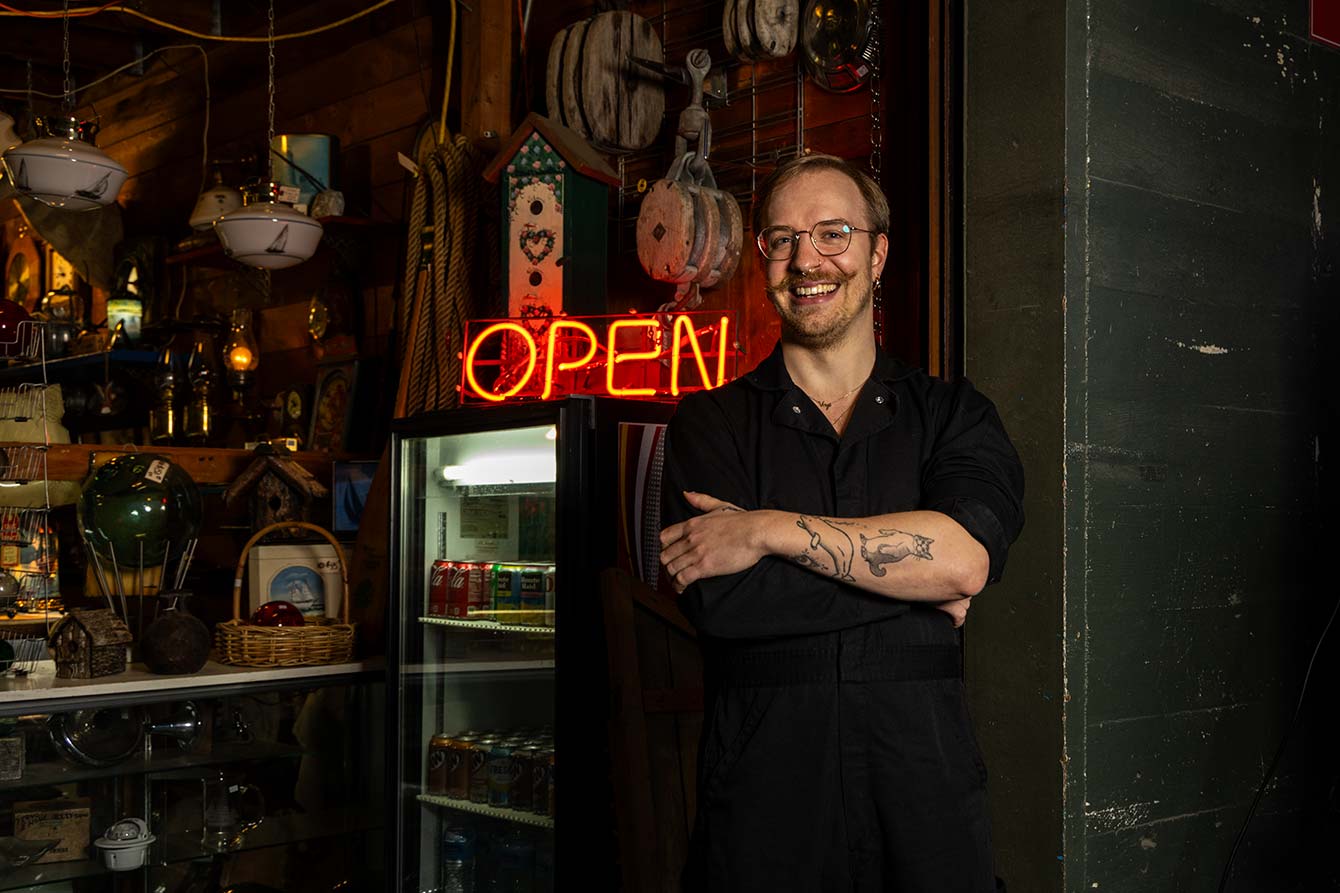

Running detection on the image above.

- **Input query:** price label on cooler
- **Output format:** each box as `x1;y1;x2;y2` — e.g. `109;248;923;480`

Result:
143;460;170;484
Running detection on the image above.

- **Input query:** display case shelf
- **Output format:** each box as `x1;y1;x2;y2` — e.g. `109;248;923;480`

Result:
0;442;349;486
419;616;556;635
417;793;554;831
0;659;383;716
0;740;306;794
0;856;110;892
155;805;382;865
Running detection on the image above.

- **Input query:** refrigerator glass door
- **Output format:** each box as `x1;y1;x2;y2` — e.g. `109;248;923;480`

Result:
397;422;557;892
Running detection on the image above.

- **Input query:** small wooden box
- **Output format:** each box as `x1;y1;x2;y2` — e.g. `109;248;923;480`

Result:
13;798;91;863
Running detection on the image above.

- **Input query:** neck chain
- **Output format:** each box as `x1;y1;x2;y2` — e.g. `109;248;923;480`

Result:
802;380;865;412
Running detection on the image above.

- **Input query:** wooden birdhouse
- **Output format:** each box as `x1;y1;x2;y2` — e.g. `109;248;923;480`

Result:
224;448;329;533
483;113;621;320
48;609;131;679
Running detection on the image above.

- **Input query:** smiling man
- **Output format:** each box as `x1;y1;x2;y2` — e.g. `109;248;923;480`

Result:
659;154;1025;892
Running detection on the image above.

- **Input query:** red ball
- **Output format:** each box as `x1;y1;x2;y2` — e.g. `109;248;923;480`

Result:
0;301;32;358
251;600;306;627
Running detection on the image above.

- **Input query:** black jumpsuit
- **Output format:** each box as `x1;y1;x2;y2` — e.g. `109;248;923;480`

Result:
663;344;1024;892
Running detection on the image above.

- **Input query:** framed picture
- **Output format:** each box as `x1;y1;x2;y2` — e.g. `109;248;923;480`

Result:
4;233;42;311
308;359;358;452
331;459;379;538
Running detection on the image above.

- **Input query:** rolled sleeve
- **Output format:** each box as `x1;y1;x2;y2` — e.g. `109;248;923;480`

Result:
920;379;1025;585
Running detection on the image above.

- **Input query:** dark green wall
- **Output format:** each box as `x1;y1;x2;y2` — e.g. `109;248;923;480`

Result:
966;0;1331;890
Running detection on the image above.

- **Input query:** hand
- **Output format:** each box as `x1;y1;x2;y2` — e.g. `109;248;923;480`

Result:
934;596;971;628
659;491;771;594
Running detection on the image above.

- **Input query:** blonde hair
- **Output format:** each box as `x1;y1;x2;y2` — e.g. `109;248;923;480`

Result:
751;153;890;236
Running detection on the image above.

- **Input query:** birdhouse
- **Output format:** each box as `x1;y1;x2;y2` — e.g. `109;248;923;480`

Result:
48;609;131;679
224;448;330;533
483;113;621;320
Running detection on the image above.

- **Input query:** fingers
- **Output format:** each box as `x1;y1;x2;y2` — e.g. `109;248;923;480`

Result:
684;490;724;511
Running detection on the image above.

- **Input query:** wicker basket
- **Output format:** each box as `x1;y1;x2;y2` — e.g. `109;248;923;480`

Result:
214;521;356;667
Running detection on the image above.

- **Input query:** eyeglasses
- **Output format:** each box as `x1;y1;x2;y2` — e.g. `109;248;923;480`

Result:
755;218;877;261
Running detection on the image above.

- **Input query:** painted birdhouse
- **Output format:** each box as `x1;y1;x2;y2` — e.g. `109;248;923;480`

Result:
224;449;329;533
48;609;131;679
483;113;620;321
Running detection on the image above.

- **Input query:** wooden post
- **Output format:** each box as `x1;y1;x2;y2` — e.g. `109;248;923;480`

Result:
460;0;514;147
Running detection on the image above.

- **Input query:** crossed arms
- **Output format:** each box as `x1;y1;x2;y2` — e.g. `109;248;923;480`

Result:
660;491;988;627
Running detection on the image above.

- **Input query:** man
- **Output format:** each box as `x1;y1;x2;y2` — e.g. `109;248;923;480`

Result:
659;153;1024;891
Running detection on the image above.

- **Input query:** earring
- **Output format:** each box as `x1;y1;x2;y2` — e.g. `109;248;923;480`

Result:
873;277;881;289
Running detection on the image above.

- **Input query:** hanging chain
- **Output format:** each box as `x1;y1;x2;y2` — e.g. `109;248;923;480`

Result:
266;0;276;180
61;0;73;114
868;3;884;341
25;60;33;115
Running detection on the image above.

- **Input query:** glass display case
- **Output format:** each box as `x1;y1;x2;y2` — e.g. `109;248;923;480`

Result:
0;661;383;892
388;397;672;892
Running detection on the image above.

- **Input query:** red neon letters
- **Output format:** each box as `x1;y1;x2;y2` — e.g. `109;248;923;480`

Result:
462;312;734;403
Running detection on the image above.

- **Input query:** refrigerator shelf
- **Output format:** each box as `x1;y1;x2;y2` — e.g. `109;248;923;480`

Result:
416;793;555;831
419;616;557;635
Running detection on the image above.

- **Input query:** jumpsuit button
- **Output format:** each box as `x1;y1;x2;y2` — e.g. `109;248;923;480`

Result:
874;395;885;404
792;405;801;414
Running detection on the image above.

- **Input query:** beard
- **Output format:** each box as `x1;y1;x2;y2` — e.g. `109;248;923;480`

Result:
765;266;873;349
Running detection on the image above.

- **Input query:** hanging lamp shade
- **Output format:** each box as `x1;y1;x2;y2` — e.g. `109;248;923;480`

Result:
0;116;126;211
214;184;323;270
189;168;243;231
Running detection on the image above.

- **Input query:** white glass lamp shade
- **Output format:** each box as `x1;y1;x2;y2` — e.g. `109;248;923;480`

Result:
1;136;127;210
189;183;242;230
214;201;323;270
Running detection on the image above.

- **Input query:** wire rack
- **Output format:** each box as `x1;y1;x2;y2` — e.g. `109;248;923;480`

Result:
0;321;58;652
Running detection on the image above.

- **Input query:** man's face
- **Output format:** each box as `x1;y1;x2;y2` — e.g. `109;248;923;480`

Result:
760;168;889;349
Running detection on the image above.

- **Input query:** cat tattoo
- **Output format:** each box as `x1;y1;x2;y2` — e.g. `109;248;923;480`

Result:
859;528;935;576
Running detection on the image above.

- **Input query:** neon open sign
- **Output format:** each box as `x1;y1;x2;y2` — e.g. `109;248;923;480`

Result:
462;311;737;403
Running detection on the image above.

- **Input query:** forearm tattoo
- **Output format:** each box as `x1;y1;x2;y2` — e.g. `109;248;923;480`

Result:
859;528;935;577
794;515;857;581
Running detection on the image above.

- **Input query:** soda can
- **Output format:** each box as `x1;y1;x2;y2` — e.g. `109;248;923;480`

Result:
530;748;552;815
487;743;514;808
467;562;492;618
469;738;496;803
543;565;556;627
511;745;538;811
519;566;550;626
447;734;477;799
428;560;452;616
492;564;525;622
547;752;556;818
427;733;453;794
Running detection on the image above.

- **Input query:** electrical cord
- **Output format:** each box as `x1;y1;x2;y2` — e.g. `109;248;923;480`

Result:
0;0;396;42
1217;588;1340;891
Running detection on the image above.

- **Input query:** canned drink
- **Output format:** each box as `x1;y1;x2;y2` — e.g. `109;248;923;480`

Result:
530;748;551;815
487;743;514;807
428;560;452;616
464;562;493;619
547;752;556;818
427;734;453;794
447;734;477;799
518;566;549;625
469;738;496;803
511;746;537;810
544;565;556;626
493;564;525;621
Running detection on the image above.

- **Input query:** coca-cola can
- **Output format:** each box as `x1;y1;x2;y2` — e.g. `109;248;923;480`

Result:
428;560;452;616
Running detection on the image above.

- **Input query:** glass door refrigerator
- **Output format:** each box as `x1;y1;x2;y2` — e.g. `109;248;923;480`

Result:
388;396;674;892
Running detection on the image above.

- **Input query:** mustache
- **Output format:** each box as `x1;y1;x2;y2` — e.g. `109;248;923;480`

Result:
765;267;859;297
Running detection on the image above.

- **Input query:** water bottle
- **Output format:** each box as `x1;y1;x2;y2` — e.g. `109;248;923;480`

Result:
441;827;475;893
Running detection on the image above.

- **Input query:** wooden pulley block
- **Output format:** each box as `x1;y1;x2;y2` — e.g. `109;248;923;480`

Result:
751;0;799;58
545;25;573;130
722;0;741;59
698;187;744;288
637;178;700;284
689;185;721;286
548;11;665;152
561;19;592;139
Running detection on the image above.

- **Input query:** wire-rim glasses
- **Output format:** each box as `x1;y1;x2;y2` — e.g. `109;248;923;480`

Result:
755;218;877;261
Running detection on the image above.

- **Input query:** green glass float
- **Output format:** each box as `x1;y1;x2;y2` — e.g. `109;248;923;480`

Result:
79;454;202;566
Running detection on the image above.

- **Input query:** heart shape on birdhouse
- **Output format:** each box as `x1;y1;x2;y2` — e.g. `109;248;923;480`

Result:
519;227;557;265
